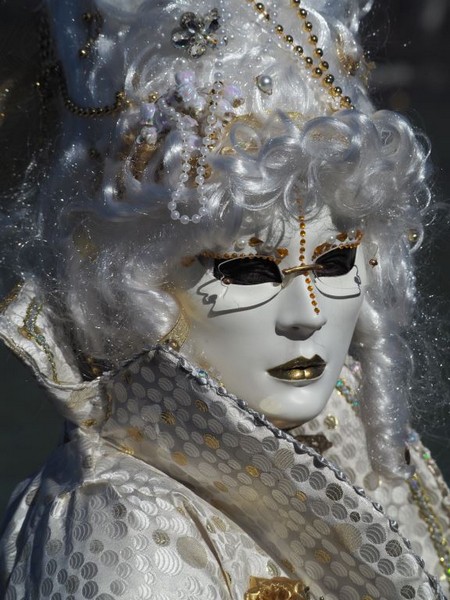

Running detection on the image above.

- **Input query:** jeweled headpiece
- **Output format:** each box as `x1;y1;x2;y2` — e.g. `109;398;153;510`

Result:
43;0;374;223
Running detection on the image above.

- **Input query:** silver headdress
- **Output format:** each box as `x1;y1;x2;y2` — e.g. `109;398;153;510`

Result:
44;0;375;223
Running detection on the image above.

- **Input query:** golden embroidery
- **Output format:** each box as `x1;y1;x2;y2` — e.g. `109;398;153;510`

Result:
0;281;23;313
246;465;261;478
281;560;295;575
171;451;188;466
152;530;170;546
311;230;363;261
245;576;310;600
195;399;209;412
249;237;264;247
276;247;289;259
290;433;332;454
204;433;220;449
314;549;331;564
324;415;338;430
211;516;228;532
161;411;176;425
295;491;307;502
118;444;135;456
214;481;229;493
200;249;284;265
408;472;450;586
19;298;60;384
127;426;144;441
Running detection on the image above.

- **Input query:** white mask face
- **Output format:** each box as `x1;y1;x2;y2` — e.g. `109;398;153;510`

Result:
180;209;367;427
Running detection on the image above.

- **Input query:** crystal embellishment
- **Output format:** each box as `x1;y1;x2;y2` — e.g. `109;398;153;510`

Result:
171;9;222;58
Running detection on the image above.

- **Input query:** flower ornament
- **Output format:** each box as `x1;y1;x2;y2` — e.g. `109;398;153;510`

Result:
171;9;224;58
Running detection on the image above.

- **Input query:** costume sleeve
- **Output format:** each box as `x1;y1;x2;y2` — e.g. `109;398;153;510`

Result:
2;477;237;599
0;281;82;388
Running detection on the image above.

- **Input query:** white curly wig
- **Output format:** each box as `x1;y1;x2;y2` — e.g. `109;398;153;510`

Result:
1;0;434;480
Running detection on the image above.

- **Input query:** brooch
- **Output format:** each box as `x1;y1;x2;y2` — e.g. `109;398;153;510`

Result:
171;9;224;58
245;576;311;600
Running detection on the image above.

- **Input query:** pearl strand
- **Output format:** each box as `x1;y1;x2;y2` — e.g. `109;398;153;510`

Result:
167;1;230;225
160;99;199;224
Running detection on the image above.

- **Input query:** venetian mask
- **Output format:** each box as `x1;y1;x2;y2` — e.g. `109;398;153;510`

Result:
179;208;368;427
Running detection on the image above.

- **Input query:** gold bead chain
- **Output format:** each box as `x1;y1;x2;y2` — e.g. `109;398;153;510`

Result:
36;13;129;118
247;0;353;110
299;215;320;314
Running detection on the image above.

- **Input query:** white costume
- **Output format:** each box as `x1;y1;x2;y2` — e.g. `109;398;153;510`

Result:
0;283;448;599
1;0;448;598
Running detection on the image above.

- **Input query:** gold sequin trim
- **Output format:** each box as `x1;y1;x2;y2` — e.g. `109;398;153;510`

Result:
408;472;450;585
312;230;363;261
200;249;284;265
18;298;60;384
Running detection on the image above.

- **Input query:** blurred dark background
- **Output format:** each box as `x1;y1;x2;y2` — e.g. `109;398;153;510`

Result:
1;0;450;519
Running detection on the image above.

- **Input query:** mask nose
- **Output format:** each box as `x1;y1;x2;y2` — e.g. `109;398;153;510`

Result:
275;274;327;340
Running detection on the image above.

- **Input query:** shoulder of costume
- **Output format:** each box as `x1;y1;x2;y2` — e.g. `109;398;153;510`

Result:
0;280;85;394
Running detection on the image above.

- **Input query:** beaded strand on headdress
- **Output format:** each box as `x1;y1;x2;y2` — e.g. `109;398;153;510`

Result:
167;0;229;224
246;0;353;110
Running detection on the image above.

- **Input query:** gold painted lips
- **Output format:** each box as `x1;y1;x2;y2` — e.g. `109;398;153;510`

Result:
267;354;326;381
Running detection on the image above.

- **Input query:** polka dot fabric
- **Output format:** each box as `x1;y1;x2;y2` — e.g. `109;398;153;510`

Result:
99;346;442;599
0;340;446;599
297;363;450;594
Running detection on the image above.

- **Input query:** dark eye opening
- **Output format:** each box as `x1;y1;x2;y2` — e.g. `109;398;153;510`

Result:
315;247;357;277
213;257;282;285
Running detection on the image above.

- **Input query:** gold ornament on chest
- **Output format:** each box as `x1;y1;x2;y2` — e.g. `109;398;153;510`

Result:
245;576;312;600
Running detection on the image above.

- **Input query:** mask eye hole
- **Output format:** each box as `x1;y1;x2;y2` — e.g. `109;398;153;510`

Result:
315;247;357;277
213;257;282;285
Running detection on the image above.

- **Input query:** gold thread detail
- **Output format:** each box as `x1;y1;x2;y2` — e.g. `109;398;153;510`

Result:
127;426;144;441
246;465;261;478
245;576;310;600
37;15;129;118
172;451;188;466
200;250;284;265
408;473;450;585
161;411;176;425
159;305;190;350
214;481;228;492
312;230;363;261
0;282;23;313
204;434;220;449
19;298;60;384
